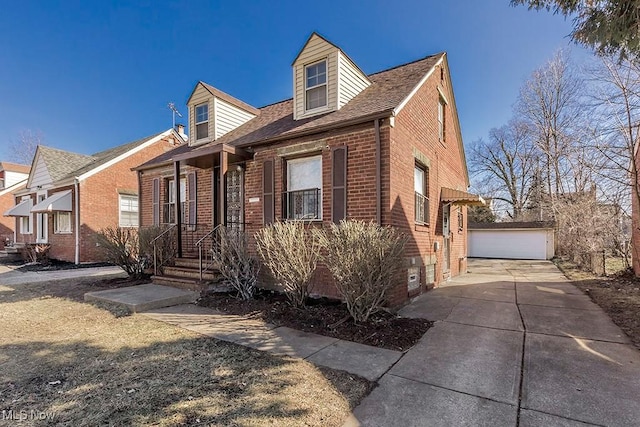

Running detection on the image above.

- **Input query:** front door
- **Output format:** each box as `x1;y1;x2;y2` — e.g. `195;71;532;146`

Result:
226;168;244;230
36;191;48;243
443;204;450;273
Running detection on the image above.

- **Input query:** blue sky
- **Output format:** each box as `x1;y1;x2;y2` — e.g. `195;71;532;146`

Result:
0;1;592;161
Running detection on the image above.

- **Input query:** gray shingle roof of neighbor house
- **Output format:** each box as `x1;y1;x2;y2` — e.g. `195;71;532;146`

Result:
468;221;556;230
37;131;166;184
135;52;445;169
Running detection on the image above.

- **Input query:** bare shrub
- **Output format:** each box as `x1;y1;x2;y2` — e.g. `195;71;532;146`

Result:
21;243;51;265
255;221;320;307
317;220;407;322
96;226;146;279
138;225;177;273
210;227;259;300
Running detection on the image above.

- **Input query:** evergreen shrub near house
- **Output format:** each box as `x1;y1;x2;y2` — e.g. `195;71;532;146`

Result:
96;226;146;279
317;220;407;322
209;226;259;300
255;221;321;308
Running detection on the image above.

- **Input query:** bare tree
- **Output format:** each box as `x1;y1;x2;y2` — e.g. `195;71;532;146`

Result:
584;56;640;267
516;50;586;196
7;129;42;165
469;119;536;220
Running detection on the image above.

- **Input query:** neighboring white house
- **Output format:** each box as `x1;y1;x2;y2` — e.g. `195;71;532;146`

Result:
468;221;556;260
0;162;30;190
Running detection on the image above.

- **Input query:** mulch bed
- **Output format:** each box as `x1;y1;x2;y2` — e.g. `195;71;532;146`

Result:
12;259;113;272
198;289;432;351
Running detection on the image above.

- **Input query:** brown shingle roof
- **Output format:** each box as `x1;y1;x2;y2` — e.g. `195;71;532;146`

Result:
195;82;261;116
0;162;31;174
138;53;444;169
468;221;556;230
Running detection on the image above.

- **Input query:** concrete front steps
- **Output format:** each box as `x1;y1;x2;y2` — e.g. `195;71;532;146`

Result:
0;245;23;262
85;284;199;313
151;257;221;292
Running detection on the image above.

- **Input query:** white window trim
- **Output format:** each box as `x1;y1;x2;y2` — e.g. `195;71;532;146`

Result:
286;155;323;221
195;102;209;141
118;194;139;228
304;59;329;113
20;196;32;234
54;212;72;234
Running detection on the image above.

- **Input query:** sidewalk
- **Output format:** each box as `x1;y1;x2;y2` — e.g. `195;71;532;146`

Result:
346;259;640;427
0;264;125;286
141;304;402;382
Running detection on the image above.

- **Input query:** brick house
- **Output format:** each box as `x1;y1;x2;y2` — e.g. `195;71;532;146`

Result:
135;33;482;305
4;129;185;263
0;162;30;248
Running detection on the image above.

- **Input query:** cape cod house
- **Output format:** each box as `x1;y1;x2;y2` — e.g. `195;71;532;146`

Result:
4;129;185;263
135;33;482;306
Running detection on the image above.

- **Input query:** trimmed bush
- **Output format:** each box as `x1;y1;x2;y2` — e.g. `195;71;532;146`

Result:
210;227;259;300
255;221;320;308
317;220;407;322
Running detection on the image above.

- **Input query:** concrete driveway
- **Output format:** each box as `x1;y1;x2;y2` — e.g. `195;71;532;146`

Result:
347;259;640;427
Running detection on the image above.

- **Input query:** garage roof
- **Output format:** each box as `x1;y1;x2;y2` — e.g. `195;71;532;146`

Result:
468;221;556;230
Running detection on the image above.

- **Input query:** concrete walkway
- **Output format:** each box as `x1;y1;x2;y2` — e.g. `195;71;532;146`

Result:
141;304;402;381
0;264;125;286
347;259;640;427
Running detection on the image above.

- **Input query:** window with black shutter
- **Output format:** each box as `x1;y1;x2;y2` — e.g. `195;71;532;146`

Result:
263;160;274;224
331;147;347;223
152;178;160;226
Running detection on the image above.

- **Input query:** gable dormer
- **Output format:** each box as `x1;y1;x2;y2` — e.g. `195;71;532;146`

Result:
186;82;260;146
293;32;371;120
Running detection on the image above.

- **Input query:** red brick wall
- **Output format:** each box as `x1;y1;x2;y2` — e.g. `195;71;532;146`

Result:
0;191;18;248
71;135;182;263
138;66;469;307
138;163;214;253
13;193;37;247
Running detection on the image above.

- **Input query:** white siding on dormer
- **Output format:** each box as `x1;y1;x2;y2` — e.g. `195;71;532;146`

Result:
293;35;339;120
29;156;52;189
214;98;256;139
337;51;370;109
188;86;214;146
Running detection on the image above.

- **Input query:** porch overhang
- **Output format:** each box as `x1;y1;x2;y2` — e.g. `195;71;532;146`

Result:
31;190;72;213
173;143;252;168
3;199;32;217
441;187;485;206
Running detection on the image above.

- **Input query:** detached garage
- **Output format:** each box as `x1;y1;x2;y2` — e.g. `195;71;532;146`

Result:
468;221;556;260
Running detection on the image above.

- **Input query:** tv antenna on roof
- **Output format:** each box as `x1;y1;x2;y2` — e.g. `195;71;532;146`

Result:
168;102;183;128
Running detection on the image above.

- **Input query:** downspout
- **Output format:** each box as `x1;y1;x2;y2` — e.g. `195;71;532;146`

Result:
74;177;80;265
375;119;382;225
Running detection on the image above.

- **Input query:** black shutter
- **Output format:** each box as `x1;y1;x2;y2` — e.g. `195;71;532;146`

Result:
332;146;347;223
152;178;160;225
263;160;274;225
187;172;197;229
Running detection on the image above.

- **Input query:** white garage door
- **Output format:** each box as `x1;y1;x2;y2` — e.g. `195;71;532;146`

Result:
468;229;548;260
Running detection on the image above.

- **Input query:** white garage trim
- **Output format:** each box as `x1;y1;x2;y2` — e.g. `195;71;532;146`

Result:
468;227;555;260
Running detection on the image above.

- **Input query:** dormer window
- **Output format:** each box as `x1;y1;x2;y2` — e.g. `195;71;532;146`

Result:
305;60;327;111
195;103;209;140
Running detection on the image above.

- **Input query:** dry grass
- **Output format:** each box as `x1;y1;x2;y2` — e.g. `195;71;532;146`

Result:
554;257;640;349
0;278;372;426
